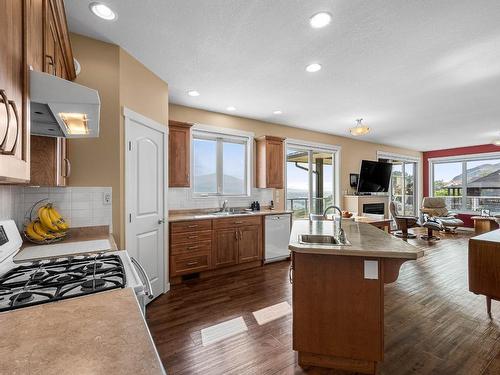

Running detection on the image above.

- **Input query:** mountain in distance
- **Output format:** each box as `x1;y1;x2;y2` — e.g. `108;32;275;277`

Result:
194;173;244;194
447;162;500;186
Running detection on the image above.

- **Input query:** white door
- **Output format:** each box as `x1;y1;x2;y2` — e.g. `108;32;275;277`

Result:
124;108;167;302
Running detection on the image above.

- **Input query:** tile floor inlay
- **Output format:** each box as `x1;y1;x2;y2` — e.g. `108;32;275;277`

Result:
252;301;292;325
200;316;248;346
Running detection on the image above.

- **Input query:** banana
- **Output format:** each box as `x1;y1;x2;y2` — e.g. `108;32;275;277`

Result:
38;205;59;232
25;222;46;242
33;220;57;239
48;205;69;231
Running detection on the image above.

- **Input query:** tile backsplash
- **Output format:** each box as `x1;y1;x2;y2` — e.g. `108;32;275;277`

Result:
168;187;274;210
0;186;112;231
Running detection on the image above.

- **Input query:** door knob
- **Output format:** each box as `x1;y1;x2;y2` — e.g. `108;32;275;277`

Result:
158;219;165;224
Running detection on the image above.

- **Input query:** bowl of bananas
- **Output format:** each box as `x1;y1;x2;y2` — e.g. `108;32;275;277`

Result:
24;200;69;244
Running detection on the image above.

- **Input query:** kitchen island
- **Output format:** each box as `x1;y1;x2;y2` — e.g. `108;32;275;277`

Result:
289;219;423;374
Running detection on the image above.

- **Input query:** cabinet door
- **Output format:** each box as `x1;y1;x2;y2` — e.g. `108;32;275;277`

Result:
213;228;238;268
45;6;58;75
238;225;262;263
266;139;284;188
27;0;44;72
168;122;192;187
0;0;30;182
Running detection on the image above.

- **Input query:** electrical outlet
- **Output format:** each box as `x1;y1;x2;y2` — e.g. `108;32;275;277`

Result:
103;192;112;205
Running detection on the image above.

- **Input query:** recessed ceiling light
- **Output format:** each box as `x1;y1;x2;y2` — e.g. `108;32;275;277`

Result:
89;2;116;21
226;106;236;111
309;12;332;28
306;63;322;73
187;90;200;97
273;110;283;115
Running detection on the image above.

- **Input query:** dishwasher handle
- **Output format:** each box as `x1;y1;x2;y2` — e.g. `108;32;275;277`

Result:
131;257;154;300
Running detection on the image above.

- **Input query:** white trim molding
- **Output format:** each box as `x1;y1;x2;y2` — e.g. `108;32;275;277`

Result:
377;150;420;163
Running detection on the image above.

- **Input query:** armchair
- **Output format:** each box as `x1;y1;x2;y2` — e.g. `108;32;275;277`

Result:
420;197;464;232
390;201;419;239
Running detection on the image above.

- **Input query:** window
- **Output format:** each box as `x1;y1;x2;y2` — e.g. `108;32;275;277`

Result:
430;155;500;213
192;130;250;196
285;142;338;219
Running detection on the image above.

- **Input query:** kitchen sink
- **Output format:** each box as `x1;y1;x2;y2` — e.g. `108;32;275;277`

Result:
298;234;351;246
210;210;255;216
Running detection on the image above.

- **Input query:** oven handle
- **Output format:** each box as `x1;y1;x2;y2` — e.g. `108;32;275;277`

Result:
130;257;154;300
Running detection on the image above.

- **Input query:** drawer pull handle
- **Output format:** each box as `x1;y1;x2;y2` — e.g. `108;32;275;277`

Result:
234;221;243;224
187;246;198;250
186;261;199;266
188;236;198;239
188;225;198;228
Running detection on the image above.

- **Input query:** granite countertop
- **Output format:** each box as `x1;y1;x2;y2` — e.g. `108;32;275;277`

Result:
470;228;500;243
0;288;165;375
168;208;293;222
289;219;424;259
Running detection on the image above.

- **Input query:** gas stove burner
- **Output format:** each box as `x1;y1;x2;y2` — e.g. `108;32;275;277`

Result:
10;292;34;304
81;279;106;291
30;271;46;281
57;274;80;283
84;262;103;271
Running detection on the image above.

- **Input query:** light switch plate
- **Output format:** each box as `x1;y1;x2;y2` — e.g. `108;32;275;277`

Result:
364;260;379;279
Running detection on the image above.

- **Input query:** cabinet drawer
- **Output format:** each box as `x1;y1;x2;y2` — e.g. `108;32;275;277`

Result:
171;230;212;245
171;252;210;276
213;215;261;229
171;240;212;255
170;220;212;233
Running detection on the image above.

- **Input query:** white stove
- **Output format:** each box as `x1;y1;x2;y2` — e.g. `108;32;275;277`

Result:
0;220;151;315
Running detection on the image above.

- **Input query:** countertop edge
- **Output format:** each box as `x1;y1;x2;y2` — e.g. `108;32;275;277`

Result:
168;209;293;222
289;245;424;259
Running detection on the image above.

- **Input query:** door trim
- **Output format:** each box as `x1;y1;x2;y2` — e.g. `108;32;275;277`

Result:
123;107;170;294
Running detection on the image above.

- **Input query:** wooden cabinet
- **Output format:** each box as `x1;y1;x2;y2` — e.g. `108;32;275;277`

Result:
256;136;285;189
1;0;75;183
213;228;239;268
169;215;263;283
30;136;69;186
168;120;193;187
238;225;261;263
0;0;30;183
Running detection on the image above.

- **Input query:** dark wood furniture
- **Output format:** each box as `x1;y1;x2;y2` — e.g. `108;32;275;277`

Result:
354;216;392;232
169;215;263;284
389;201;419;239
469;229;500;318
168;120;192;187
0;0;74;184
256;136;285;189
471;216;499;235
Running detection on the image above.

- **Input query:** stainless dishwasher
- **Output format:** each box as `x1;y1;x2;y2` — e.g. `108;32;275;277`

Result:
264;214;292;263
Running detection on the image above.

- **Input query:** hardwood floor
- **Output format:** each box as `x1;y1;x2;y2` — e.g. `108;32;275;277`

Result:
147;228;500;374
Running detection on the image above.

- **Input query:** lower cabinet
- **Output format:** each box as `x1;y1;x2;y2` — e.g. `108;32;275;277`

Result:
169;216;263;283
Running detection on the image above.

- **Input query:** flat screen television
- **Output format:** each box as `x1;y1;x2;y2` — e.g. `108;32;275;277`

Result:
357;160;392;193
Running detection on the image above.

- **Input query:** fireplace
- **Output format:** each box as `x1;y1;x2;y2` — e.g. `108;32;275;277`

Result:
363;203;385;215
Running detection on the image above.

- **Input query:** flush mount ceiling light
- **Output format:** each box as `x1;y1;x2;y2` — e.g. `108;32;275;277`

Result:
309;12;332;29
226;106;236;111
187;90;200;97
89;2;116;21
306;63;322;73
349;118;370;136
273;110;283;115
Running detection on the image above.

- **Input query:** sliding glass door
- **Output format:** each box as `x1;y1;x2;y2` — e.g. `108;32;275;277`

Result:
388;160;417;216
286;145;335;219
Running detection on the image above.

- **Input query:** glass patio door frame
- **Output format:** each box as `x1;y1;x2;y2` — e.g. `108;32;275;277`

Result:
391;161;417;216
285;140;340;219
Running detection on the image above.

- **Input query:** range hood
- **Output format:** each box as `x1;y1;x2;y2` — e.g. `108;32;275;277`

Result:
30;70;100;138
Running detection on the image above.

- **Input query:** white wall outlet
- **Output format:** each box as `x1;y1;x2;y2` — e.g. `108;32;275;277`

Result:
103;192;112;205
364;260;379;280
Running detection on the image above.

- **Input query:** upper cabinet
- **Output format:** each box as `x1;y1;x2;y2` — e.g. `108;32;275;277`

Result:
0;0;30;183
169;120;193;187
0;0;75;184
256;136;285;189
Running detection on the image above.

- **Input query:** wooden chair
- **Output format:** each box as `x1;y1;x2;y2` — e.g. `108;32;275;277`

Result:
390;201;419;239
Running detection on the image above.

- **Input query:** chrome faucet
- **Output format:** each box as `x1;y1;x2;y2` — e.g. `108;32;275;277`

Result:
323;205;346;243
220;200;229;213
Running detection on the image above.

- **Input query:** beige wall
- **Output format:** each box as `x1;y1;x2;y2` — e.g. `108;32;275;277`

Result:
69;34;168;247
169;104;423;210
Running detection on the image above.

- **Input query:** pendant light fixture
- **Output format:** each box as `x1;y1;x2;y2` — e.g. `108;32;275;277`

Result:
349;118;370;136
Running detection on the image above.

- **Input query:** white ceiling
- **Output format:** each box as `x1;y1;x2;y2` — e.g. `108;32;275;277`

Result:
64;0;500;151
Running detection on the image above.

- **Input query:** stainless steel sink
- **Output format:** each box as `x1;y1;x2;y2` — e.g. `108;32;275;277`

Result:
298;234;351;246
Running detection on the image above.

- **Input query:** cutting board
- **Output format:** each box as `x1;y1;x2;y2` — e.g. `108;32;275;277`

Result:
13;239;112;263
